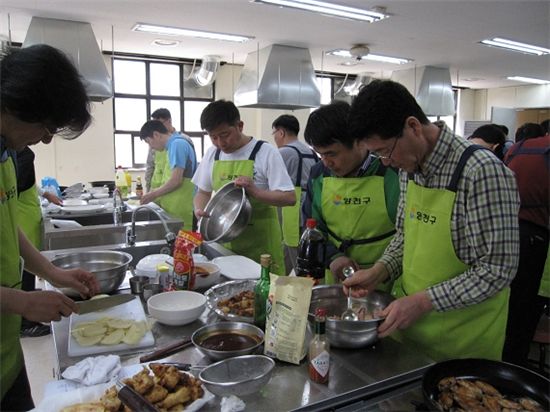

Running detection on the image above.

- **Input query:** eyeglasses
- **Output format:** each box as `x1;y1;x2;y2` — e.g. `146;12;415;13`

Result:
371;136;400;161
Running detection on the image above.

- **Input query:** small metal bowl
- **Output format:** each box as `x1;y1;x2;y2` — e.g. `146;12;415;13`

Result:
199;355;275;397
192;321;264;361
204;280;256;323
309;285;394;348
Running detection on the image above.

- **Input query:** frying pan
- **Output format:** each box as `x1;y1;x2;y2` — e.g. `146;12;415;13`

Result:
422;358;550;410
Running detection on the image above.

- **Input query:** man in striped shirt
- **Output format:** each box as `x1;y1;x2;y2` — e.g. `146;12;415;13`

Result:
345;80;519;361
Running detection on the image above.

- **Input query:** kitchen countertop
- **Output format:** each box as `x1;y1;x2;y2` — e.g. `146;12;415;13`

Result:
50;293;433;411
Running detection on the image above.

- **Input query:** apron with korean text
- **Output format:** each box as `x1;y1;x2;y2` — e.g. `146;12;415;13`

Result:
1;154;24;399
280;145;319;247
212;141;285;275
322;175;395;289
392;146;509;361
155;149;194;230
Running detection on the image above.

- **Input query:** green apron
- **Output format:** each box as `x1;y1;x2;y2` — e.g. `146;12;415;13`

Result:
538;246;550;298
212;141;285;275
1;154;24;399
154;149;194;230
392;146;509;361
280;145;319;247
151;150;167;190
18;185;42;249
322;175;395;289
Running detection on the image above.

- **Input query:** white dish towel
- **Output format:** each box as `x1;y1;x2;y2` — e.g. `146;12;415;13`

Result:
61;354;121;386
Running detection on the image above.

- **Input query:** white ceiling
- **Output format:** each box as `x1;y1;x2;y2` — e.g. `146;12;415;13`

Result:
1;0;549;90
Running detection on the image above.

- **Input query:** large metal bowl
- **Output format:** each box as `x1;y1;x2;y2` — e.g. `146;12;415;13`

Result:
204;279;256;323
309;285;394;348
192;321;264;361
198;182;252;244
50;250;132;297
199;355;275;397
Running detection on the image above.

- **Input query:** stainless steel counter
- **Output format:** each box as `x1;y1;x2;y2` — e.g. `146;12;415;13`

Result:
51;300;433;411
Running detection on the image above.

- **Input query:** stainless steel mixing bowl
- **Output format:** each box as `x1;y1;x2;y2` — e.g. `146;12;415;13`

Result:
50;250;132;296
198;182;252;243
198;355;275;397
204;279;256;323
309;285;394;348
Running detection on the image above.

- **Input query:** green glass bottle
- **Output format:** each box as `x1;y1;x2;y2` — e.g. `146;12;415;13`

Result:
254;254;272;330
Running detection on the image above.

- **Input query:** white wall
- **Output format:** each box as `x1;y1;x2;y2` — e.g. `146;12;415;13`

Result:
33;61;549;186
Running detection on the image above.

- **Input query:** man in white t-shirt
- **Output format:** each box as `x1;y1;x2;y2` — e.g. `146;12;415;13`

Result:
192;100;295;275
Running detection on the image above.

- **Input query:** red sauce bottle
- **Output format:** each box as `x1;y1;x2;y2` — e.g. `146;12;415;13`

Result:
308;307;330;384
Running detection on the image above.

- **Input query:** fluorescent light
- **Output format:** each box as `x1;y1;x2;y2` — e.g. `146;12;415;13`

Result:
132;23;253;43
327;49;411;65
480;38;550;56
506;76;550;85
253;0;388;23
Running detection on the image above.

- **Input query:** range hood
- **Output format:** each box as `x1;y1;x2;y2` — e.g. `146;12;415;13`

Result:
415;66;455;116
234;44;320;110
23;17;113;102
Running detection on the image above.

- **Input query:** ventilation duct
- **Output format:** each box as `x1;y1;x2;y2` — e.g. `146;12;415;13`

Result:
234;44;320;110
416;66;455;116
23;17;113;102
193;55;221;87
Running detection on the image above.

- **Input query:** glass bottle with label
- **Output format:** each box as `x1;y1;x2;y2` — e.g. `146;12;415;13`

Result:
254;254;272;330
135;177;144;199
308;307;330;384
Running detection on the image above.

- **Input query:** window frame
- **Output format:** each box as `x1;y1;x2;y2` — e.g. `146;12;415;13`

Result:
112;55;215;169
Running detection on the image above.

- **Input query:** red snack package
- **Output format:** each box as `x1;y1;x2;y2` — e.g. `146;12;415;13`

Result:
172;230;203;290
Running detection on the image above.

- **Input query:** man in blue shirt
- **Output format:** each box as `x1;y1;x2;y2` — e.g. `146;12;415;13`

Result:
139;120;197;229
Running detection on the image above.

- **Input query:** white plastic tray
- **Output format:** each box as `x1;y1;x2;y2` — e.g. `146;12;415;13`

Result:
211;255;261;280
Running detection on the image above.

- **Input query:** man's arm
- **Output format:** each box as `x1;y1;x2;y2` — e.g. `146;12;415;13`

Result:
193;188;212;218
140;167;184;204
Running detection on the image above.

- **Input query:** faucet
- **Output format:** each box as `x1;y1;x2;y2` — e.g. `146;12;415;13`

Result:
127;204;177;248
112;188;125;225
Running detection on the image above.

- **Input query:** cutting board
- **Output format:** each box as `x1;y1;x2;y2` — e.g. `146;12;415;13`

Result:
211;255;261;280
68;296;155;357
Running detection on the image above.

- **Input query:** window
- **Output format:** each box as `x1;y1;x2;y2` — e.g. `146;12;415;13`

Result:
112;58;215;168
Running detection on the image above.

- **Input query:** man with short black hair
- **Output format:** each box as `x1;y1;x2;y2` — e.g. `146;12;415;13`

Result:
345;80;519;361
1;44;99;410
272;114;319;274
192;100;295;275
139;119;197;229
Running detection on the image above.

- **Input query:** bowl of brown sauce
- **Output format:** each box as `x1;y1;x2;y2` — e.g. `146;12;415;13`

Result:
191;322;264;361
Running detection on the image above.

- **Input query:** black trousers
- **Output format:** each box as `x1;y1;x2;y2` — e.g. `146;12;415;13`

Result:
1;365;34;411
502;220;549;366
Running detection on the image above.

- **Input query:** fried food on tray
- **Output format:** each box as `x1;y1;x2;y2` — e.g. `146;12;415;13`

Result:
62;363;204;412
436;377;543;412
217;290;255;317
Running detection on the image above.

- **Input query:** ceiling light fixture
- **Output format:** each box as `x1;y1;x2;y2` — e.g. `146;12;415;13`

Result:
506;76;550;85
327;49;411;65
480;38;550;56
132;23;254;43
152;39;179;47
253;0;388;23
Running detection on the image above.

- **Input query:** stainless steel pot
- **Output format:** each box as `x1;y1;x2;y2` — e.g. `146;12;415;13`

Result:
309;285;394;348
50;250;132;296
198;182;252;243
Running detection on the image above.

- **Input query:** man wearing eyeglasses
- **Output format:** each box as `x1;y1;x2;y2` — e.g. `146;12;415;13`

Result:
345;80;520;361
0;44;99;410
302;101;400;285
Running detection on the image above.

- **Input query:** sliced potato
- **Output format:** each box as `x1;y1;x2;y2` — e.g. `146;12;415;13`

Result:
90;294;110;300
122;322;147;345
79;323;108;337
106;318;133;329
101;328;125;345
73;331;103;347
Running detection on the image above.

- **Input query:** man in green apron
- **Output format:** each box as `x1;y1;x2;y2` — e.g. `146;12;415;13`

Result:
1;45;99;410
302;102;400;286
139;120;197;230
272;114;319;275
345;80;520;362
192;100;295;275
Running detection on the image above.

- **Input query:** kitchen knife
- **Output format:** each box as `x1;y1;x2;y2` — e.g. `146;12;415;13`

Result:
75;294;135;314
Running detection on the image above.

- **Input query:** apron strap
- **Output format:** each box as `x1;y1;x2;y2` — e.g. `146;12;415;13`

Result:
282;145;319;187
447;145;486;192
326;226;397;253
249;140;265;161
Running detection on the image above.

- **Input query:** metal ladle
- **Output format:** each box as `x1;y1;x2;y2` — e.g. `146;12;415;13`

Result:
341;266;359;321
